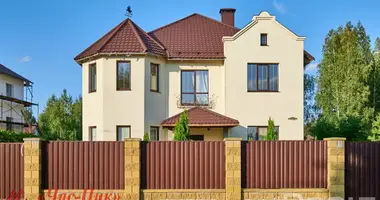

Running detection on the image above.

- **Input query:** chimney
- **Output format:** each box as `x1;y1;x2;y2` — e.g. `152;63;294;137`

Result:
219;8;236;27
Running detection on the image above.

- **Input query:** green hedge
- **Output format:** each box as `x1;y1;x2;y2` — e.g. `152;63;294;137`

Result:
0;130;37;142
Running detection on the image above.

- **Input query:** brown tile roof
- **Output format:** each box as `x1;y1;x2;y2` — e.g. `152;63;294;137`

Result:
149;13;239;59
74;18;166;61
75;12;314;62
161;107;239;127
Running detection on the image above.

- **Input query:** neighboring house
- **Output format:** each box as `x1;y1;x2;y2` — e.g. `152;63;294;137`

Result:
75;9;314;141
0;64;38;133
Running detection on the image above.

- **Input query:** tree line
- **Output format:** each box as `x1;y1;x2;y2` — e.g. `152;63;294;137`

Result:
305;22;380;141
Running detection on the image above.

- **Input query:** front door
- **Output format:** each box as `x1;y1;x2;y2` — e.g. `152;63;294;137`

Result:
190;135;204;141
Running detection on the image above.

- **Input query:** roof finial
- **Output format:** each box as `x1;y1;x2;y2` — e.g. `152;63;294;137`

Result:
125;5;132;18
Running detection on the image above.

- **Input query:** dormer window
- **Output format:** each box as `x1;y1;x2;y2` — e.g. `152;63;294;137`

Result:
260;33;267;46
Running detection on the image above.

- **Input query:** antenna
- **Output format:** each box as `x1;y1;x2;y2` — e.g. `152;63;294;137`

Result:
125;6;132;18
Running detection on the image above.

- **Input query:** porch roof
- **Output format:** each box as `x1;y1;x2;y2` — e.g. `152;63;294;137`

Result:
161;107;239;127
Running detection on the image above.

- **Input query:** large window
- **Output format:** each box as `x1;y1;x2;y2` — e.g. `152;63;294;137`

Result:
6;83;13;97
150;63;159;92
89;126;96;141
89;63;96;93
117;126;131;141
117;61;131;90
150;126;159;141
181;70;209;105
247;126;279;140
247;64;278;92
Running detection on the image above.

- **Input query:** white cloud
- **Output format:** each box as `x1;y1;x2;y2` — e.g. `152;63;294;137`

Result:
273;0;287;14
305;62;318;73
19;56;32;63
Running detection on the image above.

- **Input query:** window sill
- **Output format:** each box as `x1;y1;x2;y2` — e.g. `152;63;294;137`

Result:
181;104;209;107
260;45;269;47
247;90;279;93
89;90;97;93
117;89;131;91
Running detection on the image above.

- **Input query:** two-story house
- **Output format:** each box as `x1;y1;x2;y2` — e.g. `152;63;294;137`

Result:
75;9;314;141
0;64;37;133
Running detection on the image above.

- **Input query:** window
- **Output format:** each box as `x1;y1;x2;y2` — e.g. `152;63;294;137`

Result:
150;63;159;92
150;126;159;141
117;126;131;141
247;64;278;92
260;33;267;46
89;126;96;141
89;63;97;93
6;83;13;97
6;117;13;131
247;126;279;140
181;70;209;105
117;61;131;90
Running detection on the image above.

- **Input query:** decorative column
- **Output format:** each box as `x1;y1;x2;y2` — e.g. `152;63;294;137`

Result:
124;138;141;200
324;137;346;199
224;138;242;200
23;138;43;200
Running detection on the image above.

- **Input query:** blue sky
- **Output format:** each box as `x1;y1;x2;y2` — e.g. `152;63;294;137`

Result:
1;0;380;113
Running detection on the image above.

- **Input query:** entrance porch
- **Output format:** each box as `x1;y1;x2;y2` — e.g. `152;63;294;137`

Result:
161;107;239;141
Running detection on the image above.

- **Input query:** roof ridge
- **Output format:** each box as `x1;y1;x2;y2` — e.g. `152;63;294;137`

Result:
74;19;128;60
130;20;166;51
195;13;240;31
148;13;198;33
128;19;148;52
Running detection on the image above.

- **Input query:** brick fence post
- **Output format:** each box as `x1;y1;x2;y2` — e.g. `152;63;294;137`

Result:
23;138;43;200
224;138;242;200
324;137;346;199
124;138;141;200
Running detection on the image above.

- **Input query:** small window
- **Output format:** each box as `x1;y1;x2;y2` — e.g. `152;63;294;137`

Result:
6;117;13;131
247;64;278;92
117;126;131;141
89;63;97;93
6;83;13;97
150;126;159;141
89;126;96;141
181;70;209;105
247;126;279;140
117;61;131;90
260;33;267;46
150;63;159;92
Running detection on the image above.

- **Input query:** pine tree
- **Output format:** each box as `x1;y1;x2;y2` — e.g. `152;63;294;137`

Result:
143;132;150;141
173;110;190;141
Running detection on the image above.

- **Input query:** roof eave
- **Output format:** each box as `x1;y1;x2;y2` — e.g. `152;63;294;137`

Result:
161;123;239;127
75;52;166;65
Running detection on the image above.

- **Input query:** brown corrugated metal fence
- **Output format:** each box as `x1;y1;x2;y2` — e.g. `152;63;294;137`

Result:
41;141;125;189
141;141;225;189
242;141;327;189
345;142;380;200
0;143;23;199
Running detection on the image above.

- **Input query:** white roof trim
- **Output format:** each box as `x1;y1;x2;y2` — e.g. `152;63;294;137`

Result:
223;11;306;42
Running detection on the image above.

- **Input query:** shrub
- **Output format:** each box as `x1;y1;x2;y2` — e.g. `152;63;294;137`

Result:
173;110;190;141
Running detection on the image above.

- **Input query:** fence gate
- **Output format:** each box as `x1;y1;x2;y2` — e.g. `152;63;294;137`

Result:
345;142;380;200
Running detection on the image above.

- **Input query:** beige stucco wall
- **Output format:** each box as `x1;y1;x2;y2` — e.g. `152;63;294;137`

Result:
223;12;304;140
165;127;224;141
82;56;146;141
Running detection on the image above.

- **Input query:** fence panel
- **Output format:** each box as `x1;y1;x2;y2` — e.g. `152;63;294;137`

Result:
345;142;380;200
42;141;125;189
141;141;225;189
242;140;327;189
0;143;23;199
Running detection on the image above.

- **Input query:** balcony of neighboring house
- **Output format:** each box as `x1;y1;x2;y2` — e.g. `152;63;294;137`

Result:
161;107;239;141
0;64;39;133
